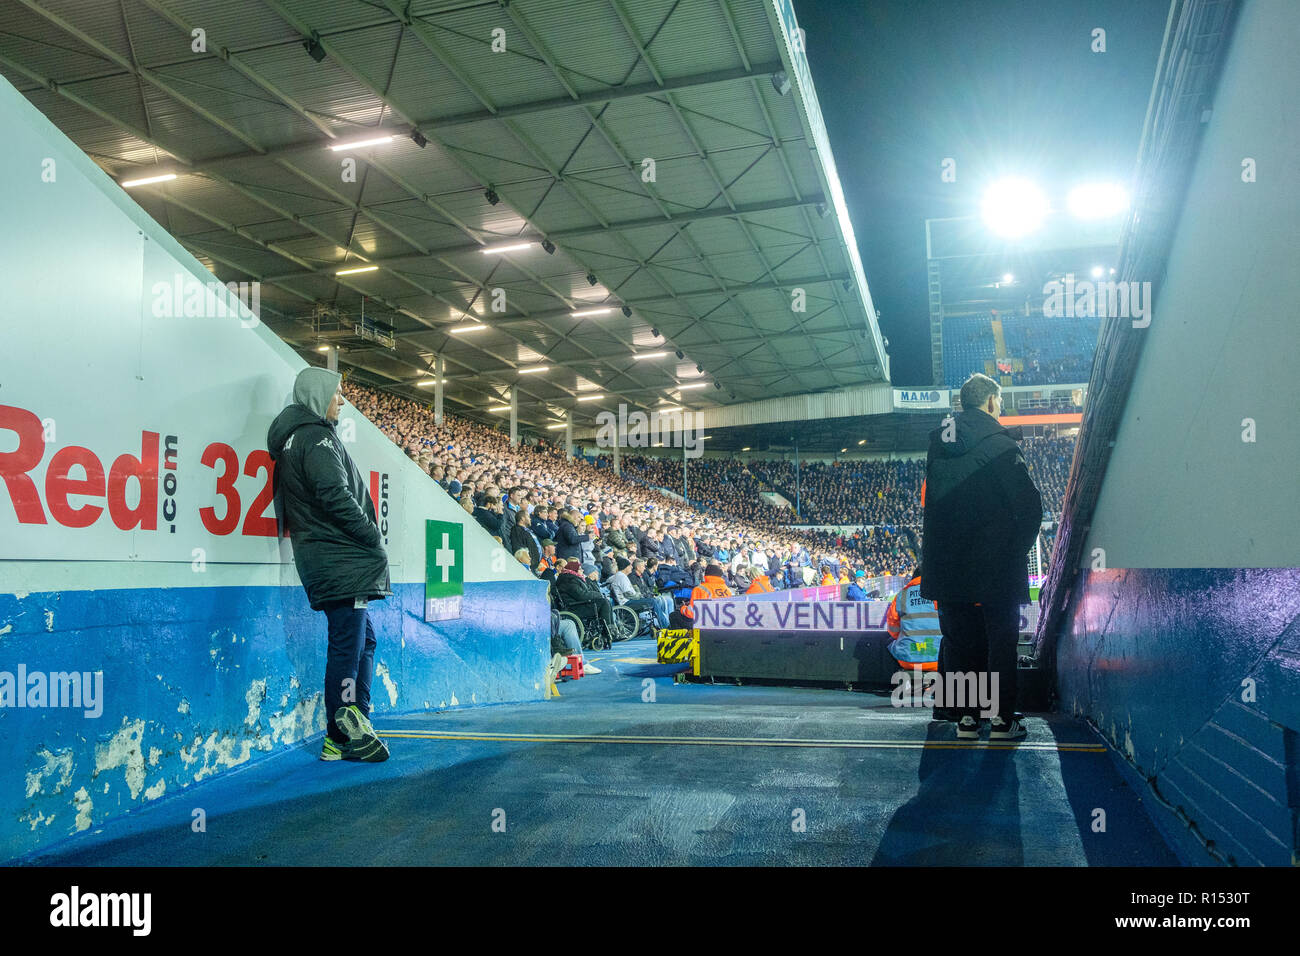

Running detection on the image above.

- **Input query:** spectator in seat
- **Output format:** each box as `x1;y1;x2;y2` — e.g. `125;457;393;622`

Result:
745;565;775;594
473;494;504;542
608;556;659;622
641;557;674;626
510;508;541;569
537;539;558;586
556;559;616;638
554;508;589;562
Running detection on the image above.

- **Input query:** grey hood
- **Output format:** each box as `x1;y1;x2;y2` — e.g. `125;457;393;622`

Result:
293;367;342;418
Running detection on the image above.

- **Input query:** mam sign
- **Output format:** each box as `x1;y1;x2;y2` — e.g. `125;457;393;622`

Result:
0;402;387;564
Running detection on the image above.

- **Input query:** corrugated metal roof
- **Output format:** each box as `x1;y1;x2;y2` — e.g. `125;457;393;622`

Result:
3;0;888;426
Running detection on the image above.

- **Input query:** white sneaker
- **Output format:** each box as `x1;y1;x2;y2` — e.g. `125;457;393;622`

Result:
548;653;567;683
583;663;602;674
989;718;1028;740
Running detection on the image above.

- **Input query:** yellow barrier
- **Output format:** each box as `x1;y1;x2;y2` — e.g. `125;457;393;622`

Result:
656;628;698;666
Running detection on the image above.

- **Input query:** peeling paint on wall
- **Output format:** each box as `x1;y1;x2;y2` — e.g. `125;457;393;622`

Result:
2;578;549;861
375;663;398;707
93;718;146;800
73;787;92;832
25;748;74;799
267;692;325;745
245;679;267;727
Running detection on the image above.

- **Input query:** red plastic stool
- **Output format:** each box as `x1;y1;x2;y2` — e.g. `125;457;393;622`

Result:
558;655;584;680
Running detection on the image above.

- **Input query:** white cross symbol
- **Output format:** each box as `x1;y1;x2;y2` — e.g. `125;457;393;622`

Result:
435;533;456;583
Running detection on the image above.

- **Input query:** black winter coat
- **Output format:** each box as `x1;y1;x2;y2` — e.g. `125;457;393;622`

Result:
510;522;541;568
919;408;1042;605
554;516;589;560
556;569;605;609
267;405;391;611
473;506;502;539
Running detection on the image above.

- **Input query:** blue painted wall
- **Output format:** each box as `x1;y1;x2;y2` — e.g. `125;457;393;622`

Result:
0;578;549;862
1056;569;1300;865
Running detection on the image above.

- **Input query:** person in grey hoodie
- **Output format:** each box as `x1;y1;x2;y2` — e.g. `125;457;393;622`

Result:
267;367;390;762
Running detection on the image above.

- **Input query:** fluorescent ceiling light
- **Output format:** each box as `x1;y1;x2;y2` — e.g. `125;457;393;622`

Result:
316;345;331;352
328;136;393;151
857;439;866;445
336;265;378;276
577;394;603;402
742;447;751;451
570;308;612;318
481;242;534;255
546;423;567;430
121;173;177;188
518;366;548;374
449;323;487;334
633;351;668;360
677;382;708;390
416;379;445;386
488;405;510;412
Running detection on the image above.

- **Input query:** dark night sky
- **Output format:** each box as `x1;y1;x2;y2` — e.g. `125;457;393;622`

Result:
795;0;1170;385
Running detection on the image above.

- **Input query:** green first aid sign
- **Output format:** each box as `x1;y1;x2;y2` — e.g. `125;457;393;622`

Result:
425;520;464;621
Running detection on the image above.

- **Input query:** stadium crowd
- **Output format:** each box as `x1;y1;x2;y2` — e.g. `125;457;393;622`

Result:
342;382;1073;600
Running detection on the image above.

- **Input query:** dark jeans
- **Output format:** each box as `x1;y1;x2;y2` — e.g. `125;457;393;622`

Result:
620;597;657;620
936;601;1018;723
323;600;377;744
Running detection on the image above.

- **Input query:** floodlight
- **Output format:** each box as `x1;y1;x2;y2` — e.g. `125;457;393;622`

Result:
981;177;1049;238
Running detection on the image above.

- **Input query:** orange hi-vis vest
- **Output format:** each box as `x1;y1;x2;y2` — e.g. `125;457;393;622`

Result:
682;575;732;619
885;575;941;671
745;575;774;594
820;571;835;585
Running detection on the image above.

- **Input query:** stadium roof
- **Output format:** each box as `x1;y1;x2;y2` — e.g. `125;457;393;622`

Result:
1;0;889;429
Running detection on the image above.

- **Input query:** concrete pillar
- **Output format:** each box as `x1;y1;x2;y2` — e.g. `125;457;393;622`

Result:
565;412;573;459
510;389;518;448
325;345;338;372
612;437;621;475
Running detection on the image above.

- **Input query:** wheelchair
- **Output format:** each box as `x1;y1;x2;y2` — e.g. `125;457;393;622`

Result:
552;584;638;651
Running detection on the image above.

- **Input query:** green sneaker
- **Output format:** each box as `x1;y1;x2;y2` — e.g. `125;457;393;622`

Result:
343;735;390;762
320;736;346;761
333;705;389;762
334;705;377;742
